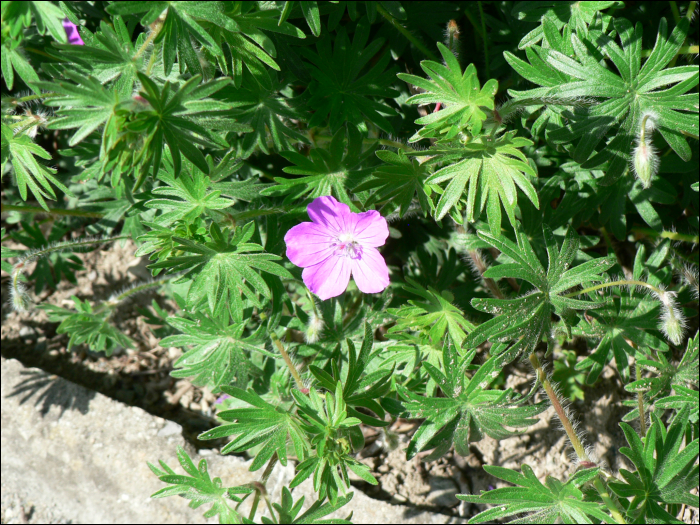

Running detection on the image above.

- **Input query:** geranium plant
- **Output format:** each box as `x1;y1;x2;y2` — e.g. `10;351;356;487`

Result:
2;1;698;523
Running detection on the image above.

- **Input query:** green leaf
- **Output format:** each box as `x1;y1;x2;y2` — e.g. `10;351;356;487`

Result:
387;277;474;347
267;486;353;524
260;126;377;210
40;296;133;355
573;292;669;384
199;387;308;469
149;222;292;316
299;18;399;133
509;17;698;184
465;224;614;361
145;167;235;228
421;131;539;230
459;464;612;523
149;446;251;523
222;75;309;158
399;42;498;142
2;124;74;210
398;343;545;459
163;314;268;392
353;149;433;218
610;405;699;521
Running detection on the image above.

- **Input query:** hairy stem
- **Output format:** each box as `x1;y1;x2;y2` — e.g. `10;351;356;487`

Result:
564;279;662;298
530;353;627;523
2;203;105;218
529;353;588;460
248;452;278;522
376;4;439;61
632;227;699;244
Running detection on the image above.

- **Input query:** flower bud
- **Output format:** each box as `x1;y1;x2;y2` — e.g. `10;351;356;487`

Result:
632;111;659;188
10;280;31;313
305;312;324;344
661;308;687;346
632;139;658;188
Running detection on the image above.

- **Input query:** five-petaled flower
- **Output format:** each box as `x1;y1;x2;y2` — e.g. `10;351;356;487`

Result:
285;196;390;300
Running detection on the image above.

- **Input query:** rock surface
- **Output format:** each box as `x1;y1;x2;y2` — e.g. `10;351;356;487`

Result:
1;357;458;524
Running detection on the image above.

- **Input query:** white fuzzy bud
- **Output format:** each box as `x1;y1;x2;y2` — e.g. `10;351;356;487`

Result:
632;112;659;188
10;279;32;313
654;288;687;345
305;312;324;344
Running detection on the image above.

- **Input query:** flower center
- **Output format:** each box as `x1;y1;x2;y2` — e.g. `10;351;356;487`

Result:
333;233;362;259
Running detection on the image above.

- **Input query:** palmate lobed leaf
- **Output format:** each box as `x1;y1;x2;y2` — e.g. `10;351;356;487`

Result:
387;277;474;347
420;131;539;231
610;404;699;522
163;314;270;392
459;464;612;524
39;296;133;355
353;149;433;218
508;16;699;185
396;342;545;460
199;387;308;470
2;124;74;210
299;18;399;134
148;446;252;523
573;292;669;384
465;223;614;362
399;42;498;142
260;126;377;210
148;222;292;316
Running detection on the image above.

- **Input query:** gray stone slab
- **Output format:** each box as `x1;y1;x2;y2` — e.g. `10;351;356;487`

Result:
1;357;458;524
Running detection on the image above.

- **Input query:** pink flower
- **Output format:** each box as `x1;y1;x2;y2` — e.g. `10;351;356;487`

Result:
285;196;390;300
62;19;84;45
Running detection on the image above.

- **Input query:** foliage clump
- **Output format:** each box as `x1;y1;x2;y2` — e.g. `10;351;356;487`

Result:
2;1;698;523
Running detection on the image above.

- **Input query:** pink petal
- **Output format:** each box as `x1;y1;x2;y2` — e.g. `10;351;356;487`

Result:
351;210;389;248
62;19;84;45
303;256;351;300
285;222;336;268
307;195;351;234
351;247;390;294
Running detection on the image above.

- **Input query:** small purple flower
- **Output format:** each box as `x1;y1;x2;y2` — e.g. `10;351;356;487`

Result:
285;196;390;300
62;19;84;45
214;394;231;405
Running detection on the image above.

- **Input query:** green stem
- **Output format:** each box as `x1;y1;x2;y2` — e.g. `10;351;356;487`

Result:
686;1;697;19
133;29;158;60
2;203;105;218
94;276;173;314
260;313;304;389
564;279;662;298
593;477;628;524
477;2;490;79
16;235;128;266
632;227;699;244
641;44;699;57
669;1;681;22
376;4;440;62
635;350;647;438
312;135;412;151
248;453;278;522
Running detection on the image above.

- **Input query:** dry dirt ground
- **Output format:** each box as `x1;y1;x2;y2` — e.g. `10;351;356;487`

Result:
1;239;697;522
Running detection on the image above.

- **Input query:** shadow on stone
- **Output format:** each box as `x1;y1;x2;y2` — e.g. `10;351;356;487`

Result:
7;368;95;417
